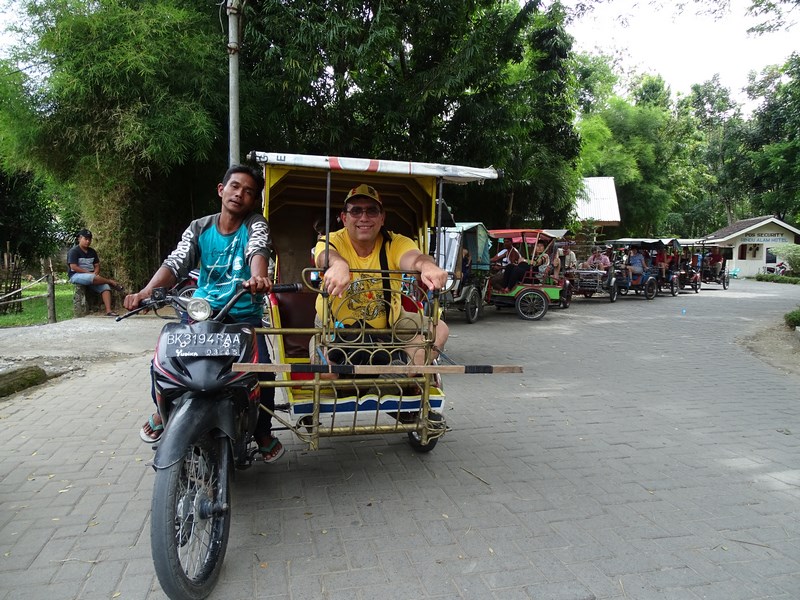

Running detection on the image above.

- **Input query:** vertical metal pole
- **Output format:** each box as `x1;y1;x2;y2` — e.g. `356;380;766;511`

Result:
227;0;241;166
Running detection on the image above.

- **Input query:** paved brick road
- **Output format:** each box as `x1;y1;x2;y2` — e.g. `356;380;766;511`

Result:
1;279;799;600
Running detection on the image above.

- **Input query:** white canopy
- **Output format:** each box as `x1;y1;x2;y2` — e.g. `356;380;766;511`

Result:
248;152;499;184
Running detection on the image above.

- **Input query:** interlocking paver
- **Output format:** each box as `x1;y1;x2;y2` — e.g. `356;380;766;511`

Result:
2;279;800;598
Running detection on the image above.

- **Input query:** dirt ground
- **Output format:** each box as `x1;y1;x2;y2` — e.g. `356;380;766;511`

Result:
738;322;800;377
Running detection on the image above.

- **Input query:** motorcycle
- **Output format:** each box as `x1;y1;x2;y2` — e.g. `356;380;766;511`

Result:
170;268;200;298
118;283;299;600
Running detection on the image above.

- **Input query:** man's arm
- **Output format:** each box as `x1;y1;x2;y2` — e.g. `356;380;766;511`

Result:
243;254;272;294
399;249;447;291
123;266;178;310
316;247;351;298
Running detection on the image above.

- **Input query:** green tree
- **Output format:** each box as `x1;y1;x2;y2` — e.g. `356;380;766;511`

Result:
1;0;230;285
745;54;800;224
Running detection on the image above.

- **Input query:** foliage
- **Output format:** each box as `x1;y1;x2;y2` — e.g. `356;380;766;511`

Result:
0;280;75;328
1;0;231;287
767;243;800;272
745;54;800;225
755;273;800;284
785;307;800;329
0;169;60;261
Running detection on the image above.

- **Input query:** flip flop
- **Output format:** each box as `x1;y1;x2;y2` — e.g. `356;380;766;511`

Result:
139;413;164;443
258;437;285;463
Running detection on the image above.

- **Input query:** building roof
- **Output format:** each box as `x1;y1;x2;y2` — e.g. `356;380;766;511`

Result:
576;177;621;226
703;215;800;243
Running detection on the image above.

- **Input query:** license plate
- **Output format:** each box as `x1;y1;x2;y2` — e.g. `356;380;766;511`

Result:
165;332;242;357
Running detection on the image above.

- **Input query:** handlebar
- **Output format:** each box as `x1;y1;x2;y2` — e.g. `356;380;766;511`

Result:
116;282;302;323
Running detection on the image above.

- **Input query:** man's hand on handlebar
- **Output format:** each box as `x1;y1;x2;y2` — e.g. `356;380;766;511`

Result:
243;275;272;295
124;290;150;312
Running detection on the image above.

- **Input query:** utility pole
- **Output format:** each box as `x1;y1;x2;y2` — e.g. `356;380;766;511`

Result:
227;0;242;166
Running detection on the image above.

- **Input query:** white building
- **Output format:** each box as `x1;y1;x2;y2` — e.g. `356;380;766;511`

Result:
702;215;800;277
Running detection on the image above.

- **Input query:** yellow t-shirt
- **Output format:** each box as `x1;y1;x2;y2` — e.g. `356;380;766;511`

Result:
314;229;419;328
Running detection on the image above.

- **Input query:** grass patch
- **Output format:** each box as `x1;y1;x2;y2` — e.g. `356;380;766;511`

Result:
0;281;76;328
786;308;800;329
755;273;800;284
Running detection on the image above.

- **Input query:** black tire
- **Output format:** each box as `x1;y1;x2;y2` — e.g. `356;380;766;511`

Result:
722;274;730;290
151;437;230;600
408;412;445;452
693;279;701;293
644;279;657;300
178;285;198;300
608;280;618;302
515;289;548;321
670;279;679;296
464;287;481;324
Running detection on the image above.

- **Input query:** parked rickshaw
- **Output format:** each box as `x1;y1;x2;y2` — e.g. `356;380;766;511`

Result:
485;229;572;320
698;241;732;289
568;246;618;302
606;238;665;300
241;152;520;454
674;239;703;292
436;222;491;323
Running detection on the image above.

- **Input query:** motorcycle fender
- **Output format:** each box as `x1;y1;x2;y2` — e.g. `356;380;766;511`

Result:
153;394;235;470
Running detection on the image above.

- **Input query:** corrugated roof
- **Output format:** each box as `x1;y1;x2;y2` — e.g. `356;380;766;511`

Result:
576;177;621;225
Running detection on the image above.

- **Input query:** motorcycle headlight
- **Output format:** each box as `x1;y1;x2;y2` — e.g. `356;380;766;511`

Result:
185;298;213;322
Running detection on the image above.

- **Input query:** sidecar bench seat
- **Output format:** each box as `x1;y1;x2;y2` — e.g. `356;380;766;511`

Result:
272;291;316;359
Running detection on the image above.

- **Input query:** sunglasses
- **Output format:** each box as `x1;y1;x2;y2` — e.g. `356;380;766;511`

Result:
345;206;381;218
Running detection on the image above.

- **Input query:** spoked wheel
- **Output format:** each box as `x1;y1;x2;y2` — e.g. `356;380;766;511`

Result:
608;280;618;302
464;287;481;324
722;274;730;290
178;286;198;300
670;279;679;296
644;279;657;300
515;289;548;321
408;413;445;452
151;437;230;600
692;279;701;293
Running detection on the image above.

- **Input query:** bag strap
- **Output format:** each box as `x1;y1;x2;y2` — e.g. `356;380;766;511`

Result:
378;230;393;311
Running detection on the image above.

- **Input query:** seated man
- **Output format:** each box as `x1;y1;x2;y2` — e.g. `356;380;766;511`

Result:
502;241;547;291
489;238;522;290
67;229;124;316
624;247;647;280
558;245;578;278
314;184;449;371
708;248;724;279
582;246;610;271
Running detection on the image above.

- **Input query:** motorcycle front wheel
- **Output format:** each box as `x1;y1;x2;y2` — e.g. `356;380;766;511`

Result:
151;437;230;600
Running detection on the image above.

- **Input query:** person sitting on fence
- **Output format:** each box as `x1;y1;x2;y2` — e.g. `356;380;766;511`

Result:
67;229;124;317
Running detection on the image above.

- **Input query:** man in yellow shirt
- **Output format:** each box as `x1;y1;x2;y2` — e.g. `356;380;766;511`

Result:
314;184;449;367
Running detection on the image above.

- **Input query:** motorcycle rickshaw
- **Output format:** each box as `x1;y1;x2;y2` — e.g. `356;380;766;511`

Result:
675;239;705;293
698;241;732;289
436;221;492;323
238;151;520;453
485;228;572;320
606;238;672;300
568;246;618;302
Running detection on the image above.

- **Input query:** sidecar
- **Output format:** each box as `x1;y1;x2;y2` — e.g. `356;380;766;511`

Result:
236;152;520;452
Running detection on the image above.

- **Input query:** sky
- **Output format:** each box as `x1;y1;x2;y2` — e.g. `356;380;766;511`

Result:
566;0;798;104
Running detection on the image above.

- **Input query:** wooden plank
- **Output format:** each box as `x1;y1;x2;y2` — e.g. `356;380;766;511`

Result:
233;363;523;374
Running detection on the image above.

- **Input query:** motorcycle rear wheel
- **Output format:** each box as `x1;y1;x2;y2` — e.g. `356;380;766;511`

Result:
151;437;230;600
